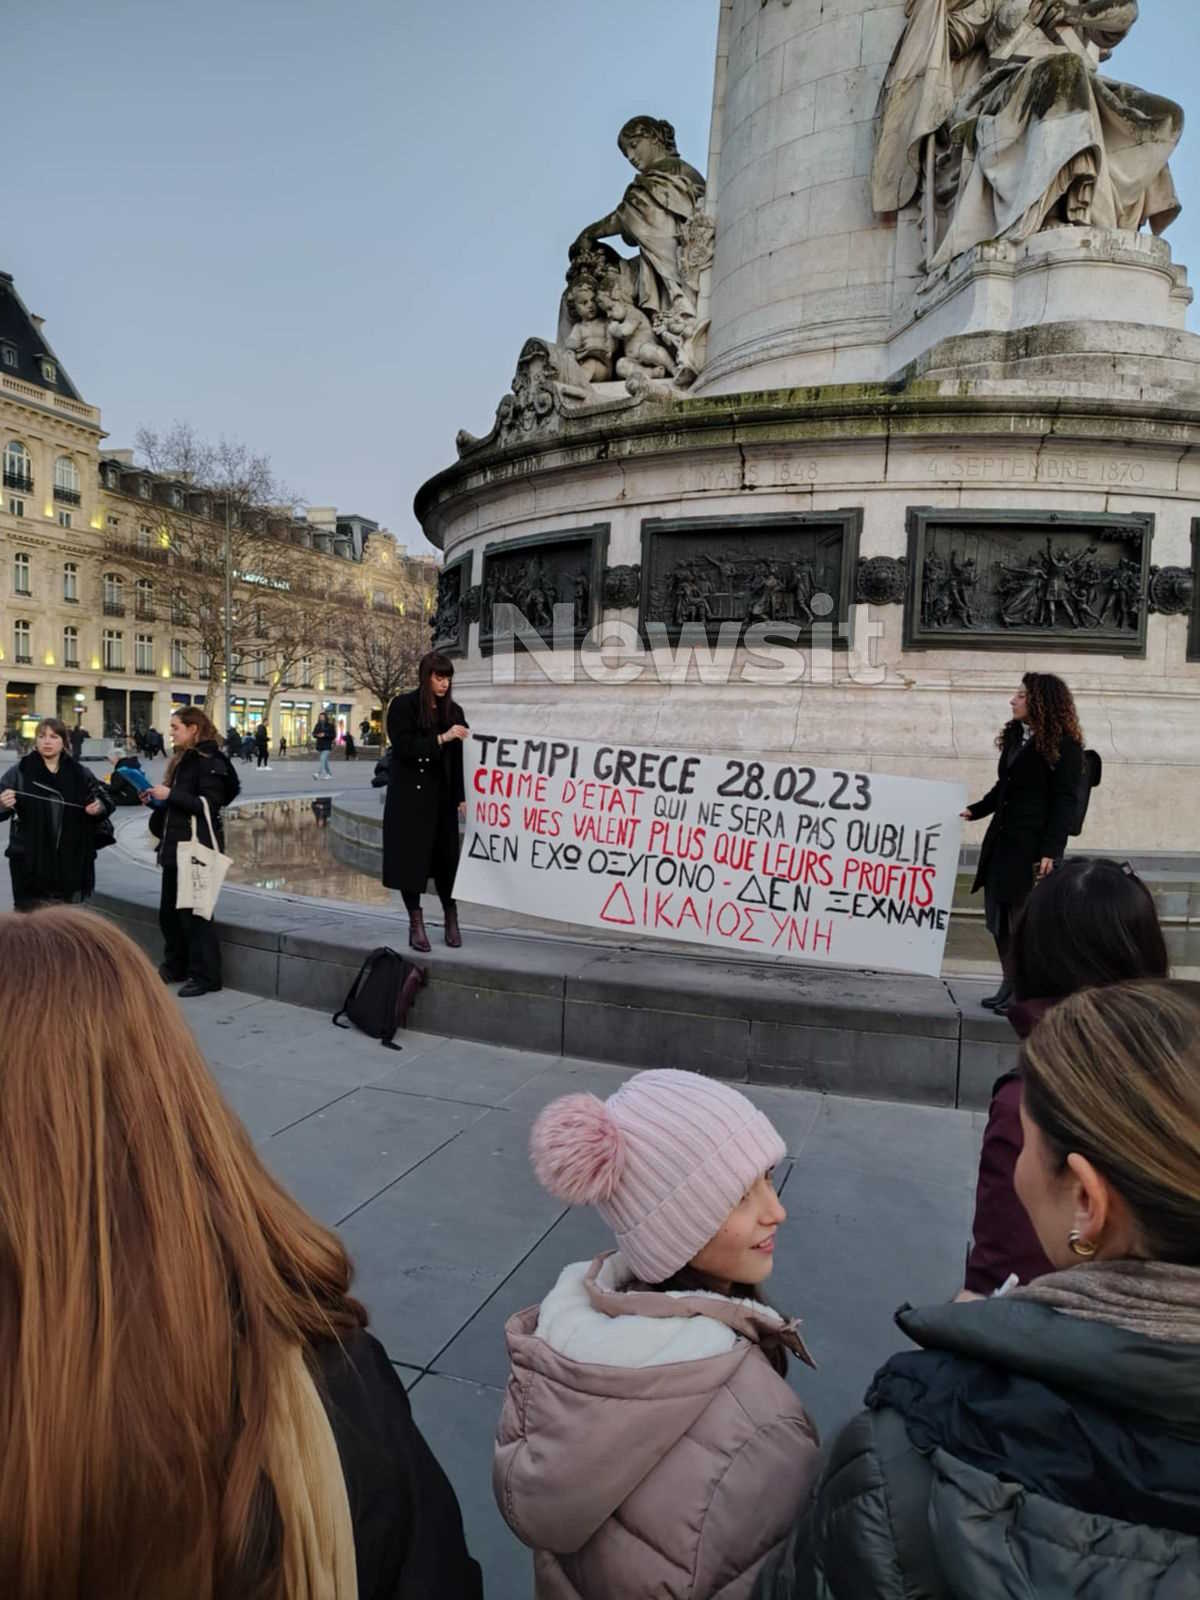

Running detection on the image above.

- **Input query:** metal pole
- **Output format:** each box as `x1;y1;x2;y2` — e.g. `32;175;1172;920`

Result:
224;495;233;732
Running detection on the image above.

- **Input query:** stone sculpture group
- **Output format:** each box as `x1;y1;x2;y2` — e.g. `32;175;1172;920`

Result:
873;0;1182;269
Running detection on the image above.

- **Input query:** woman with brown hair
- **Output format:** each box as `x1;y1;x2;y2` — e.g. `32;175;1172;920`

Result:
382;652;469;952
0;716;114;909
0;906;482;1600
142;706;240;996
961;672;1085;1011
755;981;1200;1599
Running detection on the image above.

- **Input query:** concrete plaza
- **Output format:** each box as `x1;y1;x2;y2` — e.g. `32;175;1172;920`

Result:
0;754;986;1595
186;988;983;1596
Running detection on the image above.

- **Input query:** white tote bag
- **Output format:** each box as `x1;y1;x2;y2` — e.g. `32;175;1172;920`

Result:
175;796;232;921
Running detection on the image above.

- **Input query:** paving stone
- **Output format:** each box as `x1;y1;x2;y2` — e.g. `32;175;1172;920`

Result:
337;1107;567;1369
210;1065;353;1141
260;1086;488;1227
407;1374;529;1599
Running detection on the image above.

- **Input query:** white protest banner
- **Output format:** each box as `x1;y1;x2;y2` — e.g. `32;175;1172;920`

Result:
456;733;966;977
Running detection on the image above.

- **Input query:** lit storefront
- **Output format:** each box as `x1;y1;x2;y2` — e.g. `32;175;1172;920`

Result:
4;683;38;740
278;699;312;747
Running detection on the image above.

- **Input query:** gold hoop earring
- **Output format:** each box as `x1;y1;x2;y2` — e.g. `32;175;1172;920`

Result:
1068;1230;1097;1259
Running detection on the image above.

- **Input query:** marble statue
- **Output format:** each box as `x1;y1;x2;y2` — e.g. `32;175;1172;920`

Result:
573;116;708;326
564;278;617;382
873;0;1183;270
597;283;676;381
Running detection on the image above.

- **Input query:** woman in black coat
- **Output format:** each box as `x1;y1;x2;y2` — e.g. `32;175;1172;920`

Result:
144;706;240;997
382;651;469;952
962;672;1084;1011
0;717;114;909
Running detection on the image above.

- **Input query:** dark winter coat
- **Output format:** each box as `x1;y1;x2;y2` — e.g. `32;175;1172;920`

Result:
969;729;1083;904
148;740;240;867
382;690;467;894
314;1329;483;1599
0;751;115;900
254;722;269;752
752;1295;1200;1600
962;997;1056;1295
313;717;337;752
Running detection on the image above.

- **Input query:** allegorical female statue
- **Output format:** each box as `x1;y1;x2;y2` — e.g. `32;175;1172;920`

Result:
872;0;1183;270
573;116;708;325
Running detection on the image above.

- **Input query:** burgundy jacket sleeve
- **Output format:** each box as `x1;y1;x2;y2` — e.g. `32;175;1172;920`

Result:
964;1075;1055;1294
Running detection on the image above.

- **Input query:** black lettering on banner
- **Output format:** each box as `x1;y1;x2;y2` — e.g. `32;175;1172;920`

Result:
468;833;519;865
717;760;744;797
794;768;817;806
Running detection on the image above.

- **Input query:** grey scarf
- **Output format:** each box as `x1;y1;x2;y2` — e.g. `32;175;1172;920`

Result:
1015;1260;1200;1345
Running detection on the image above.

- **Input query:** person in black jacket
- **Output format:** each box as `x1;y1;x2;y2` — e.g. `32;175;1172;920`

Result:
253;719;270;770
754;981;1200;1600
0;717;115;909
0;905;483;1599
383;651;469;952
313;711;337;781
143;707;240;997
961;672;1084;1011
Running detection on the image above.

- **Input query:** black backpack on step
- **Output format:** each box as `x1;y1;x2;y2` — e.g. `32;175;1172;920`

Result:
332;947;427;1050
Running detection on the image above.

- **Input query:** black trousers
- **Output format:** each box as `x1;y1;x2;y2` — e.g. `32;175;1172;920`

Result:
256;747;269;767
401;803;460;914
9;860;83;912
159;865;222;987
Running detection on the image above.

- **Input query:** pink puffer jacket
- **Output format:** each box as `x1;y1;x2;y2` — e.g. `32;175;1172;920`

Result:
494;1252;821;1600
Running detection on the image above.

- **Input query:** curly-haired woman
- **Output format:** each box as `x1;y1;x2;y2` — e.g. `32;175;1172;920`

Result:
961;673;1084;1012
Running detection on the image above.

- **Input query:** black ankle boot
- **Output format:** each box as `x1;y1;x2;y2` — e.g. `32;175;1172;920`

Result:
443;902;462;948
981;979;1013;1011
408;909;431;953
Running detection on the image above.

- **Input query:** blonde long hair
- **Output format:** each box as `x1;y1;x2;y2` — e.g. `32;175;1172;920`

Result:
1021;981;1200;1264
0;908;365;1598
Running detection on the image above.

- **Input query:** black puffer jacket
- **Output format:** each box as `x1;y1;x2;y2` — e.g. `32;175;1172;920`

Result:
754;1296;1200;1599
149;740;240;866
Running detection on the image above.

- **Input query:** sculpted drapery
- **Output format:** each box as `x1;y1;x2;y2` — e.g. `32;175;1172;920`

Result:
872;0;1183;270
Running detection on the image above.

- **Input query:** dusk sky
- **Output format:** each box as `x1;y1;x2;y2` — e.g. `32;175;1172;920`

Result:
10;2;1195;554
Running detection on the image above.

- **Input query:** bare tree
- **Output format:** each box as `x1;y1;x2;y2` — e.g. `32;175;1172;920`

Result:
336;611;427;724
105;424;310;721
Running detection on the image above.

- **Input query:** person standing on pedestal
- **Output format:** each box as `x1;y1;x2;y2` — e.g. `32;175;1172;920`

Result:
382;652;468;953
313;711;337;781
0;718;114;910
962;672;1084;1012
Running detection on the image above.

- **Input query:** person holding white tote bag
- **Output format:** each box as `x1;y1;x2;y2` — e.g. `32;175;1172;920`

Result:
143;708;240;997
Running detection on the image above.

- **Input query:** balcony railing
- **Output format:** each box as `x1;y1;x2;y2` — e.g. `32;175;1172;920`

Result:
13;653;31;665
64;658;79;670
102;657;124;672
103;600;126;617
171;666;191;679
53;486;82;506
13;585;31;597
135;666;156;676
135;603;156;621
3;470;32;491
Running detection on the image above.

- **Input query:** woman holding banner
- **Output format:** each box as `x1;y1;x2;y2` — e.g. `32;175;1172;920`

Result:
961;673;1083;1011
383;651;469;953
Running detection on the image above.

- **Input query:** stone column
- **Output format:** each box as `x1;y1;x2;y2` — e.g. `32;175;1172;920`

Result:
697;0;911;395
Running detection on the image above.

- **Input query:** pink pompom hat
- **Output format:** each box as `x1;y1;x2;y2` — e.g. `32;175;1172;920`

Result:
530;1069;786;1283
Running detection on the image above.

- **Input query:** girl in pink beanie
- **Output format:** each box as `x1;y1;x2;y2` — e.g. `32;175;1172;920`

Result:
494;1069;821;1600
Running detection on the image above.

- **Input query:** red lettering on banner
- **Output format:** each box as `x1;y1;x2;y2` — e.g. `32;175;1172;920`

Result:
599;883;637;925
522;806;561;837
474;801;510;828
770;914;836;954
574;814;641;847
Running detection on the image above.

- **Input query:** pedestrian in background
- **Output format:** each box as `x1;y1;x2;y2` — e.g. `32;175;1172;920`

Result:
313;711;336;781
961;857;1169;1297
382;651;468;952
254;720;270;770
0;906;483;1600
279;735;288;760
143;708;240;997
343;731;357;761
961;672;1084;1011
0;717;114;910
755;981;1200;1600
497;1070;821;1599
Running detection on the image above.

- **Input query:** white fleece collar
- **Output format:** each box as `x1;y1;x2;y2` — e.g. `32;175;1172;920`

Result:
534;1254;779;1369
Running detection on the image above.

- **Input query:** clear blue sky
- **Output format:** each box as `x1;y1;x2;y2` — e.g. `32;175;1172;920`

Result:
8;2;1195;552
